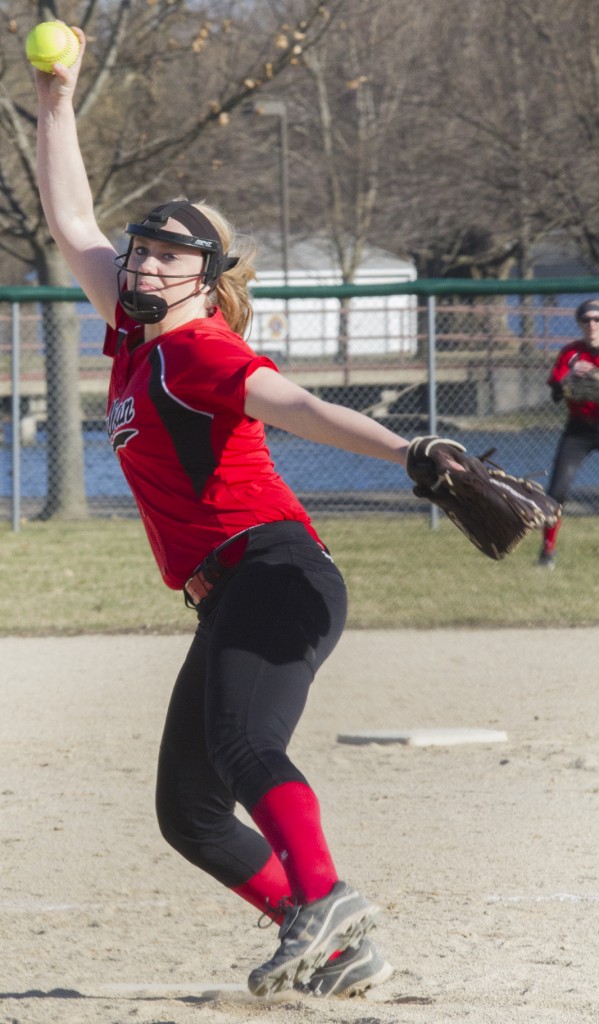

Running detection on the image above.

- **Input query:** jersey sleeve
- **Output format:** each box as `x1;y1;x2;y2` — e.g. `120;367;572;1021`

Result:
103;303;140;358
547;343;580;385
210;352;279;413
104;322;118;358
161;323;279;415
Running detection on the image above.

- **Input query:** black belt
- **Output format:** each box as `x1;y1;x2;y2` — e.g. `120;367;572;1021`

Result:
184;529;254;608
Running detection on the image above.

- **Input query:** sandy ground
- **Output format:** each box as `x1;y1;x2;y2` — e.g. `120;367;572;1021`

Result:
1;628;598;1024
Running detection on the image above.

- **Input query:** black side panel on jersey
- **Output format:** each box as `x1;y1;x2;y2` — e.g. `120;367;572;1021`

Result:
149;346;216;497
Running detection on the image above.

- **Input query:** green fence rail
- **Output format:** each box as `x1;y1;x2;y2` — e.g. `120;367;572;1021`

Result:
0;277;597;303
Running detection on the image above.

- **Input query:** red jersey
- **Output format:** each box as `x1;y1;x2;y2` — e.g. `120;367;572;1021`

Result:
104;305;319;588
547;340;599;424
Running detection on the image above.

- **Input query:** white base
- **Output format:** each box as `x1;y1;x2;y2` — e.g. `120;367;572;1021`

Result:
336;727;508;747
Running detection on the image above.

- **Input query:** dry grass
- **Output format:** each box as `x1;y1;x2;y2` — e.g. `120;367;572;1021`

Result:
1;514;598;634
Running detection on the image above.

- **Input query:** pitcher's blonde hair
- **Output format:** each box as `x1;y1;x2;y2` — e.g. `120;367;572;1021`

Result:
192;201;256;337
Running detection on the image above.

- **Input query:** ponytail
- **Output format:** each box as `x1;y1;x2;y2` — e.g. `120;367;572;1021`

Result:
192;201;256;337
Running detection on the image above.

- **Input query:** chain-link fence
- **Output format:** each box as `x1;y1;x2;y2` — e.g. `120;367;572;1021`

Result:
2;280;599;529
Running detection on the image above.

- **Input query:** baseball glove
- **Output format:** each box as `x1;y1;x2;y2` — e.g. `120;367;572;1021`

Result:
561;366;599;404
406;435;561;560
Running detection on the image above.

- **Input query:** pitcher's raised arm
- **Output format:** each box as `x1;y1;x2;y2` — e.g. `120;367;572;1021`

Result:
34;27;119;325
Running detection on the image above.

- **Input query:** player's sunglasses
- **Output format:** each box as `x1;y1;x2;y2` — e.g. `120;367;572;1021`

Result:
580;316;599;323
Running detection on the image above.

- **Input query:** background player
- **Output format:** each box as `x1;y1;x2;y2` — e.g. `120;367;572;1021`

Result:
539;298;599;568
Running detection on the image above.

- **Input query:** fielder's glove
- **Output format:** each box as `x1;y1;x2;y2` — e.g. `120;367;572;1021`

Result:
561;366;599;404
406;435;561;560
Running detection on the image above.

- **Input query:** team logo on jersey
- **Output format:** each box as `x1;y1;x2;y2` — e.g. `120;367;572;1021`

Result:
107;396;138;452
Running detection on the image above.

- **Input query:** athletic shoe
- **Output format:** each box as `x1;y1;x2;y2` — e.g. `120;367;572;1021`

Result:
297;938;393;998
537;549;556;569
247;881;380;997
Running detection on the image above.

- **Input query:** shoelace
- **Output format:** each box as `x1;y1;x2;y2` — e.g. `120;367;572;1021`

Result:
257;894;295;929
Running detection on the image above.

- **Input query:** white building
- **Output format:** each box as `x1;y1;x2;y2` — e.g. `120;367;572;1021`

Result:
248;235;417;362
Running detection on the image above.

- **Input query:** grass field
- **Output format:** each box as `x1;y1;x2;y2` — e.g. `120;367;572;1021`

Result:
1;514;599;634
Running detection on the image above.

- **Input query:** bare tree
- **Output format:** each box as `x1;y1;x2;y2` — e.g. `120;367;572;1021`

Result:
266;0;421;361
0;0;339;518
382;0;599;283
515;0;599;268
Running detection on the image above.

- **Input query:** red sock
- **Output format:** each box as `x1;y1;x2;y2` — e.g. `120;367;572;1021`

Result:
251;781;338;904
231;850;291;922
543;519;561;553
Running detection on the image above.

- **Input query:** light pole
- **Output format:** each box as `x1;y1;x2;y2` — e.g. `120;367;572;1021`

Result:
256;100;291;358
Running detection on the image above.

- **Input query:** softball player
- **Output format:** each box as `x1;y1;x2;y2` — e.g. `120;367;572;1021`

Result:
34;30;407;998
540;298;599;568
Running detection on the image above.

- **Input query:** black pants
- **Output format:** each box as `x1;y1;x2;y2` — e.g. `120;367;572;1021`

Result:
547;418;599;505
155;521;347;889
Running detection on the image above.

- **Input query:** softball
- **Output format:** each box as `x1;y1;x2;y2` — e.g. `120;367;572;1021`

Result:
25;21;79;73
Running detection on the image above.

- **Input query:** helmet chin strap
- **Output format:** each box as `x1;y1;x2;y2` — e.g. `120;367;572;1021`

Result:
119;290;169;325
116;264;207;325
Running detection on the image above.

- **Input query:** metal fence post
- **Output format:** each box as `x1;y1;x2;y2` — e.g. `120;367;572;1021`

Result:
427;294;439;529
10;301;21;532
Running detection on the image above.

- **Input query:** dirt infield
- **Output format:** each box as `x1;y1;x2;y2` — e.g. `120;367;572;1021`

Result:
2;628;598;1023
